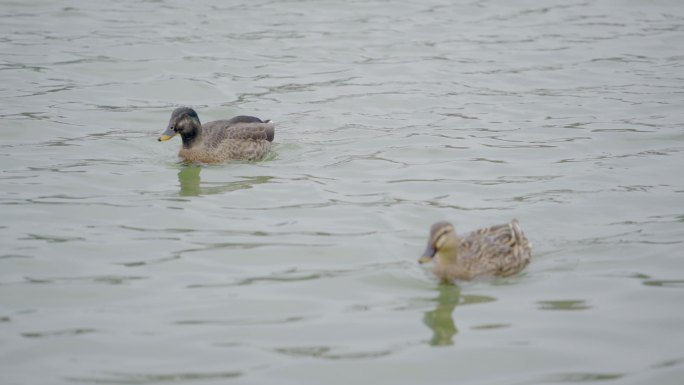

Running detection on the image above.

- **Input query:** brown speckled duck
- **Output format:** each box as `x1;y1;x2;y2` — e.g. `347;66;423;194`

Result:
419;219;532;282
158;107;275;163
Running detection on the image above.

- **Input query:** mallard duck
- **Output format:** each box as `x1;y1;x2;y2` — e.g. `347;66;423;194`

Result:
419;219;531;282
158;107;275;163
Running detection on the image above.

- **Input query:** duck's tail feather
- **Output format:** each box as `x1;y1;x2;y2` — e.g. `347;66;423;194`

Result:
509;219;530;247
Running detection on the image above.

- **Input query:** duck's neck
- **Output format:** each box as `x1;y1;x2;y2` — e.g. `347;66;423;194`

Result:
436;243;473;281
437;248;459;264
181;125;202;149
436;236;460;264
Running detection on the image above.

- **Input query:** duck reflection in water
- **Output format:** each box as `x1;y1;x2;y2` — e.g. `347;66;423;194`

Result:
178;165;202;196
423;285;498;346
177;166;274;197
423;284;461;346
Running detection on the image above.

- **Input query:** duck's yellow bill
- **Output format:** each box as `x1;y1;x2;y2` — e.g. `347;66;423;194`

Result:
158;127;176;142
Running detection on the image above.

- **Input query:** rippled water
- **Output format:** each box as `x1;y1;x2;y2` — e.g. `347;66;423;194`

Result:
2;0;684;384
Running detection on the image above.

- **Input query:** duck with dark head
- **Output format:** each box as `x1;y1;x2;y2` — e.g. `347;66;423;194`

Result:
158;107;275;163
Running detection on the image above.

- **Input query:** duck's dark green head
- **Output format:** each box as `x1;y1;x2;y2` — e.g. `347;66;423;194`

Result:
158;107;201;143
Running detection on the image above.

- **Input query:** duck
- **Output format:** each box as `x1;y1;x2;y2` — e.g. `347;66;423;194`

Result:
158;107;275;163
419;219;531;282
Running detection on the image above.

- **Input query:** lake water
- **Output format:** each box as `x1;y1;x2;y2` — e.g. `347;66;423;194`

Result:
2;0;684;384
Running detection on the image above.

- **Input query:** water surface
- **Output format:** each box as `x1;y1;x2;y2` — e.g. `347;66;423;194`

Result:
1;0;684;384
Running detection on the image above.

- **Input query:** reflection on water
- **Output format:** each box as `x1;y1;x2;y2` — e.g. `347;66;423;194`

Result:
423;285;460;346
66;371;243;384
274;345;393;360
178;166;202;196
2;0;683;382
537;300;591;311
642;279;684;288
177;166;274;196
22;328;97;338
536;372;624;383
424;285;499;346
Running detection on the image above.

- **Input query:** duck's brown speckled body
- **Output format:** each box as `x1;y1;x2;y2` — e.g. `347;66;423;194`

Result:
419;219;532;282
158;107;275;163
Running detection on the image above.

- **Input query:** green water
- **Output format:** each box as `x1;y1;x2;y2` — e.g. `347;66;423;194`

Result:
2;0;684;384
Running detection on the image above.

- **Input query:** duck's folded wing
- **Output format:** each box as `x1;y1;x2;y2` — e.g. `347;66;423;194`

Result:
206;121;275;142
230;123;274;142
460;223;514;258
